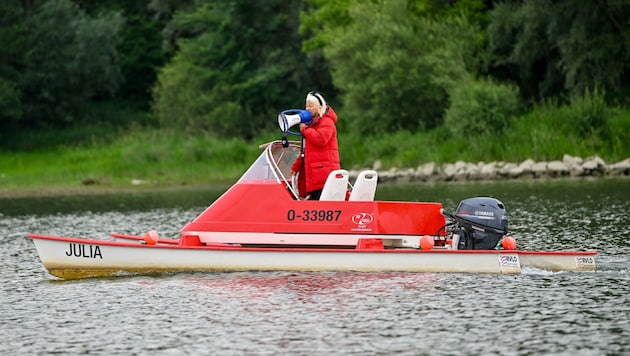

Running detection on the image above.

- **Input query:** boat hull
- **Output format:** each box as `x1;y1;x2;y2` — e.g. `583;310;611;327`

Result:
29;234;596;279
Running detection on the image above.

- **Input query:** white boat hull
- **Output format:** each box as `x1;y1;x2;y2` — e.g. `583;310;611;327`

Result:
29;234;595;279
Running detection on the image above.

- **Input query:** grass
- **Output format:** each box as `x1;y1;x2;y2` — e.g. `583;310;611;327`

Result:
1;101;629;196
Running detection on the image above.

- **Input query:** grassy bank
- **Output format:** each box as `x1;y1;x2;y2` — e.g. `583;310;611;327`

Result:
0;130;259;194
1;102;629;197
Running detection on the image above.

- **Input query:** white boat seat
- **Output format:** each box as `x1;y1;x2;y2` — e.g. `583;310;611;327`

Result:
319;169;349;201
349;170;378;201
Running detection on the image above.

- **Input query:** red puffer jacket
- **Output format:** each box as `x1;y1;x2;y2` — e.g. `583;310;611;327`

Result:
291;106;340;195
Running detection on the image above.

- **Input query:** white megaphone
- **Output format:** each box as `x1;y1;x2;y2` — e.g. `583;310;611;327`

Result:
278;109;312;133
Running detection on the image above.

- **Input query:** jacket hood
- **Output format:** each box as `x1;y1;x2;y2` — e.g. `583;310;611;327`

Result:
324;105;338;123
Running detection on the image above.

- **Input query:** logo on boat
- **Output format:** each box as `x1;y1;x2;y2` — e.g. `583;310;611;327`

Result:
498;254;519;268
66;243;103;259
351;212;373;232
576;257;595;266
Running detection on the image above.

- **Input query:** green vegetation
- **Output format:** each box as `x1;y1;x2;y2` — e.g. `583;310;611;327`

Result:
1;92;627;191
0;128;260;191
0;0;628;193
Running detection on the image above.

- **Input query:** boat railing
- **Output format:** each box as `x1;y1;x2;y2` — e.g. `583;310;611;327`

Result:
265;141;301;199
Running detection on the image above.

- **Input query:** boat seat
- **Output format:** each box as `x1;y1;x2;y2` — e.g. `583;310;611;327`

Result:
319;169;349;201
349;170;378;201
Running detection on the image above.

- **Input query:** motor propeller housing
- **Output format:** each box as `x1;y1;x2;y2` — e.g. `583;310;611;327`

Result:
452;197;508;250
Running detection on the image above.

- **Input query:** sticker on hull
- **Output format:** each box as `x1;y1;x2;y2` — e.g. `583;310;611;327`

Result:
576;256;596;268
498;254;520;273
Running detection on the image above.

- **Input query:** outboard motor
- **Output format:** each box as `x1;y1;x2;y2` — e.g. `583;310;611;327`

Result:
450;197;508;250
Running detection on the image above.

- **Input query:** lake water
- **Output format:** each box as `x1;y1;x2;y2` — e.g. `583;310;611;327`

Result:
1;178;629;355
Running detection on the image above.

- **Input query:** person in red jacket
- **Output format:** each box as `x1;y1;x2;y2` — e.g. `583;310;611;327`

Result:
291;91;340;200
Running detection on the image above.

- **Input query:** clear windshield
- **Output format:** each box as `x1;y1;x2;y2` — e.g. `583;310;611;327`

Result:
237;141;301;184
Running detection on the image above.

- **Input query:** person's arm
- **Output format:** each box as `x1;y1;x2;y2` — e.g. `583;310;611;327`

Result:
291;155;302;175
301;119;335;147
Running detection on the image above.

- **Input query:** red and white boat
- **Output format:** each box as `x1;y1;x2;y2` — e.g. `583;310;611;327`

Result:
29;141;597;279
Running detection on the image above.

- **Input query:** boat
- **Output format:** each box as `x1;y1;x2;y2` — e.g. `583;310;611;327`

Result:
29;123;597;279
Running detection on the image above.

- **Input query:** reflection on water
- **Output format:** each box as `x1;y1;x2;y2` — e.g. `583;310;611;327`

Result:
0;187;227;216
1;178;629;354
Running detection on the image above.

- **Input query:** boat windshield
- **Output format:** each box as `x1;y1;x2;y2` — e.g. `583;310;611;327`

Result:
237;141;301;184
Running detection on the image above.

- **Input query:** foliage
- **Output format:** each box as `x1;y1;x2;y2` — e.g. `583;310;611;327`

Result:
0;3;26;128
444;77;522;137
487;0;630;104
323;0;482;134
499;90;623;161
20;0;125;126
152;0;316;138
0;0;628;172
299;0;354;52
566;89;610;139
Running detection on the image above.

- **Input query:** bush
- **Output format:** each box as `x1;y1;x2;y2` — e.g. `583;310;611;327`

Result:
565;89;609;138
444;77;522;137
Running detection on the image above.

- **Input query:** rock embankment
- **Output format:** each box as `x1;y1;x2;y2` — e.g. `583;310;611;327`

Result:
351;154;630;183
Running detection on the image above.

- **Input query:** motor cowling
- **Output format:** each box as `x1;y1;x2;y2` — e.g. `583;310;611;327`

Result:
452;197;508;250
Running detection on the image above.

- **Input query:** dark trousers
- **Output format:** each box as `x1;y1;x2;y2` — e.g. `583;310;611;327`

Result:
308;189;322;200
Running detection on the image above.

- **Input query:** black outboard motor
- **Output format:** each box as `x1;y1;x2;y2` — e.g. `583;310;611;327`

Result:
451;197;508;250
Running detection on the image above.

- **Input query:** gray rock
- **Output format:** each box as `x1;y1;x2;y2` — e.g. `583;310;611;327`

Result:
480;162;496;180
532;162;548;177
547;161;568;177
563;154;583;167
363;154;628;183
607;158;630;176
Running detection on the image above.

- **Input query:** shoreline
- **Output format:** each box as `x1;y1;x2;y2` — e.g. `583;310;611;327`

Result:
2;155;628;199
360;155;630;184
0;184;231;199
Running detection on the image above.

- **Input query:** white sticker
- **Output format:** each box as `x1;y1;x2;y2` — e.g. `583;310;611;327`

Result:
499;254;520;269
576;256;596;267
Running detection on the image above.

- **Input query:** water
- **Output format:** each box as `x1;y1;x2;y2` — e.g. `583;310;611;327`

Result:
1;178;629;355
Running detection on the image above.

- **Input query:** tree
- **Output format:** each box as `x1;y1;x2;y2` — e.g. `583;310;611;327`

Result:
80;1;169;107
487;0;630;104
323;0;482;134
153;0;317;138
444;77;522;137
19;0;124;126
0;2;28;127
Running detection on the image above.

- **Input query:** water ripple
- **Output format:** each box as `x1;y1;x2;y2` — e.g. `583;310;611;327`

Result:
1;179;629;355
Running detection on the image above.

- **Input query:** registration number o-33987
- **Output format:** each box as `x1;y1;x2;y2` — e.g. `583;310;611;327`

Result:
287;209;342;222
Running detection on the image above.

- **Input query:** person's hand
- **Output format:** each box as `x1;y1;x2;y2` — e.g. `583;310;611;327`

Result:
299;123;307;130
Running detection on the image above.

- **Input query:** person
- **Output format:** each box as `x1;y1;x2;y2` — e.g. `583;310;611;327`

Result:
291;91;340;200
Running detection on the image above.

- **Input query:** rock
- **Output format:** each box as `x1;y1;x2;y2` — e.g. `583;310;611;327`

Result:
582;156;606;176
563;154;583;167
368;154;628;183
480;162;497;180
569;165;585;177
607;158;630;176
378;170;395;183
443;163;457;181
508;166;524;179
466;163;482;180
416;162;438;181
547;161;568;177
498;163;518;177
396;168;414;183
517;159;535;179
532;162;548;178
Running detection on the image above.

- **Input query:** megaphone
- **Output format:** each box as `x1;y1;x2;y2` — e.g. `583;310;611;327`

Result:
278;109;312;133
